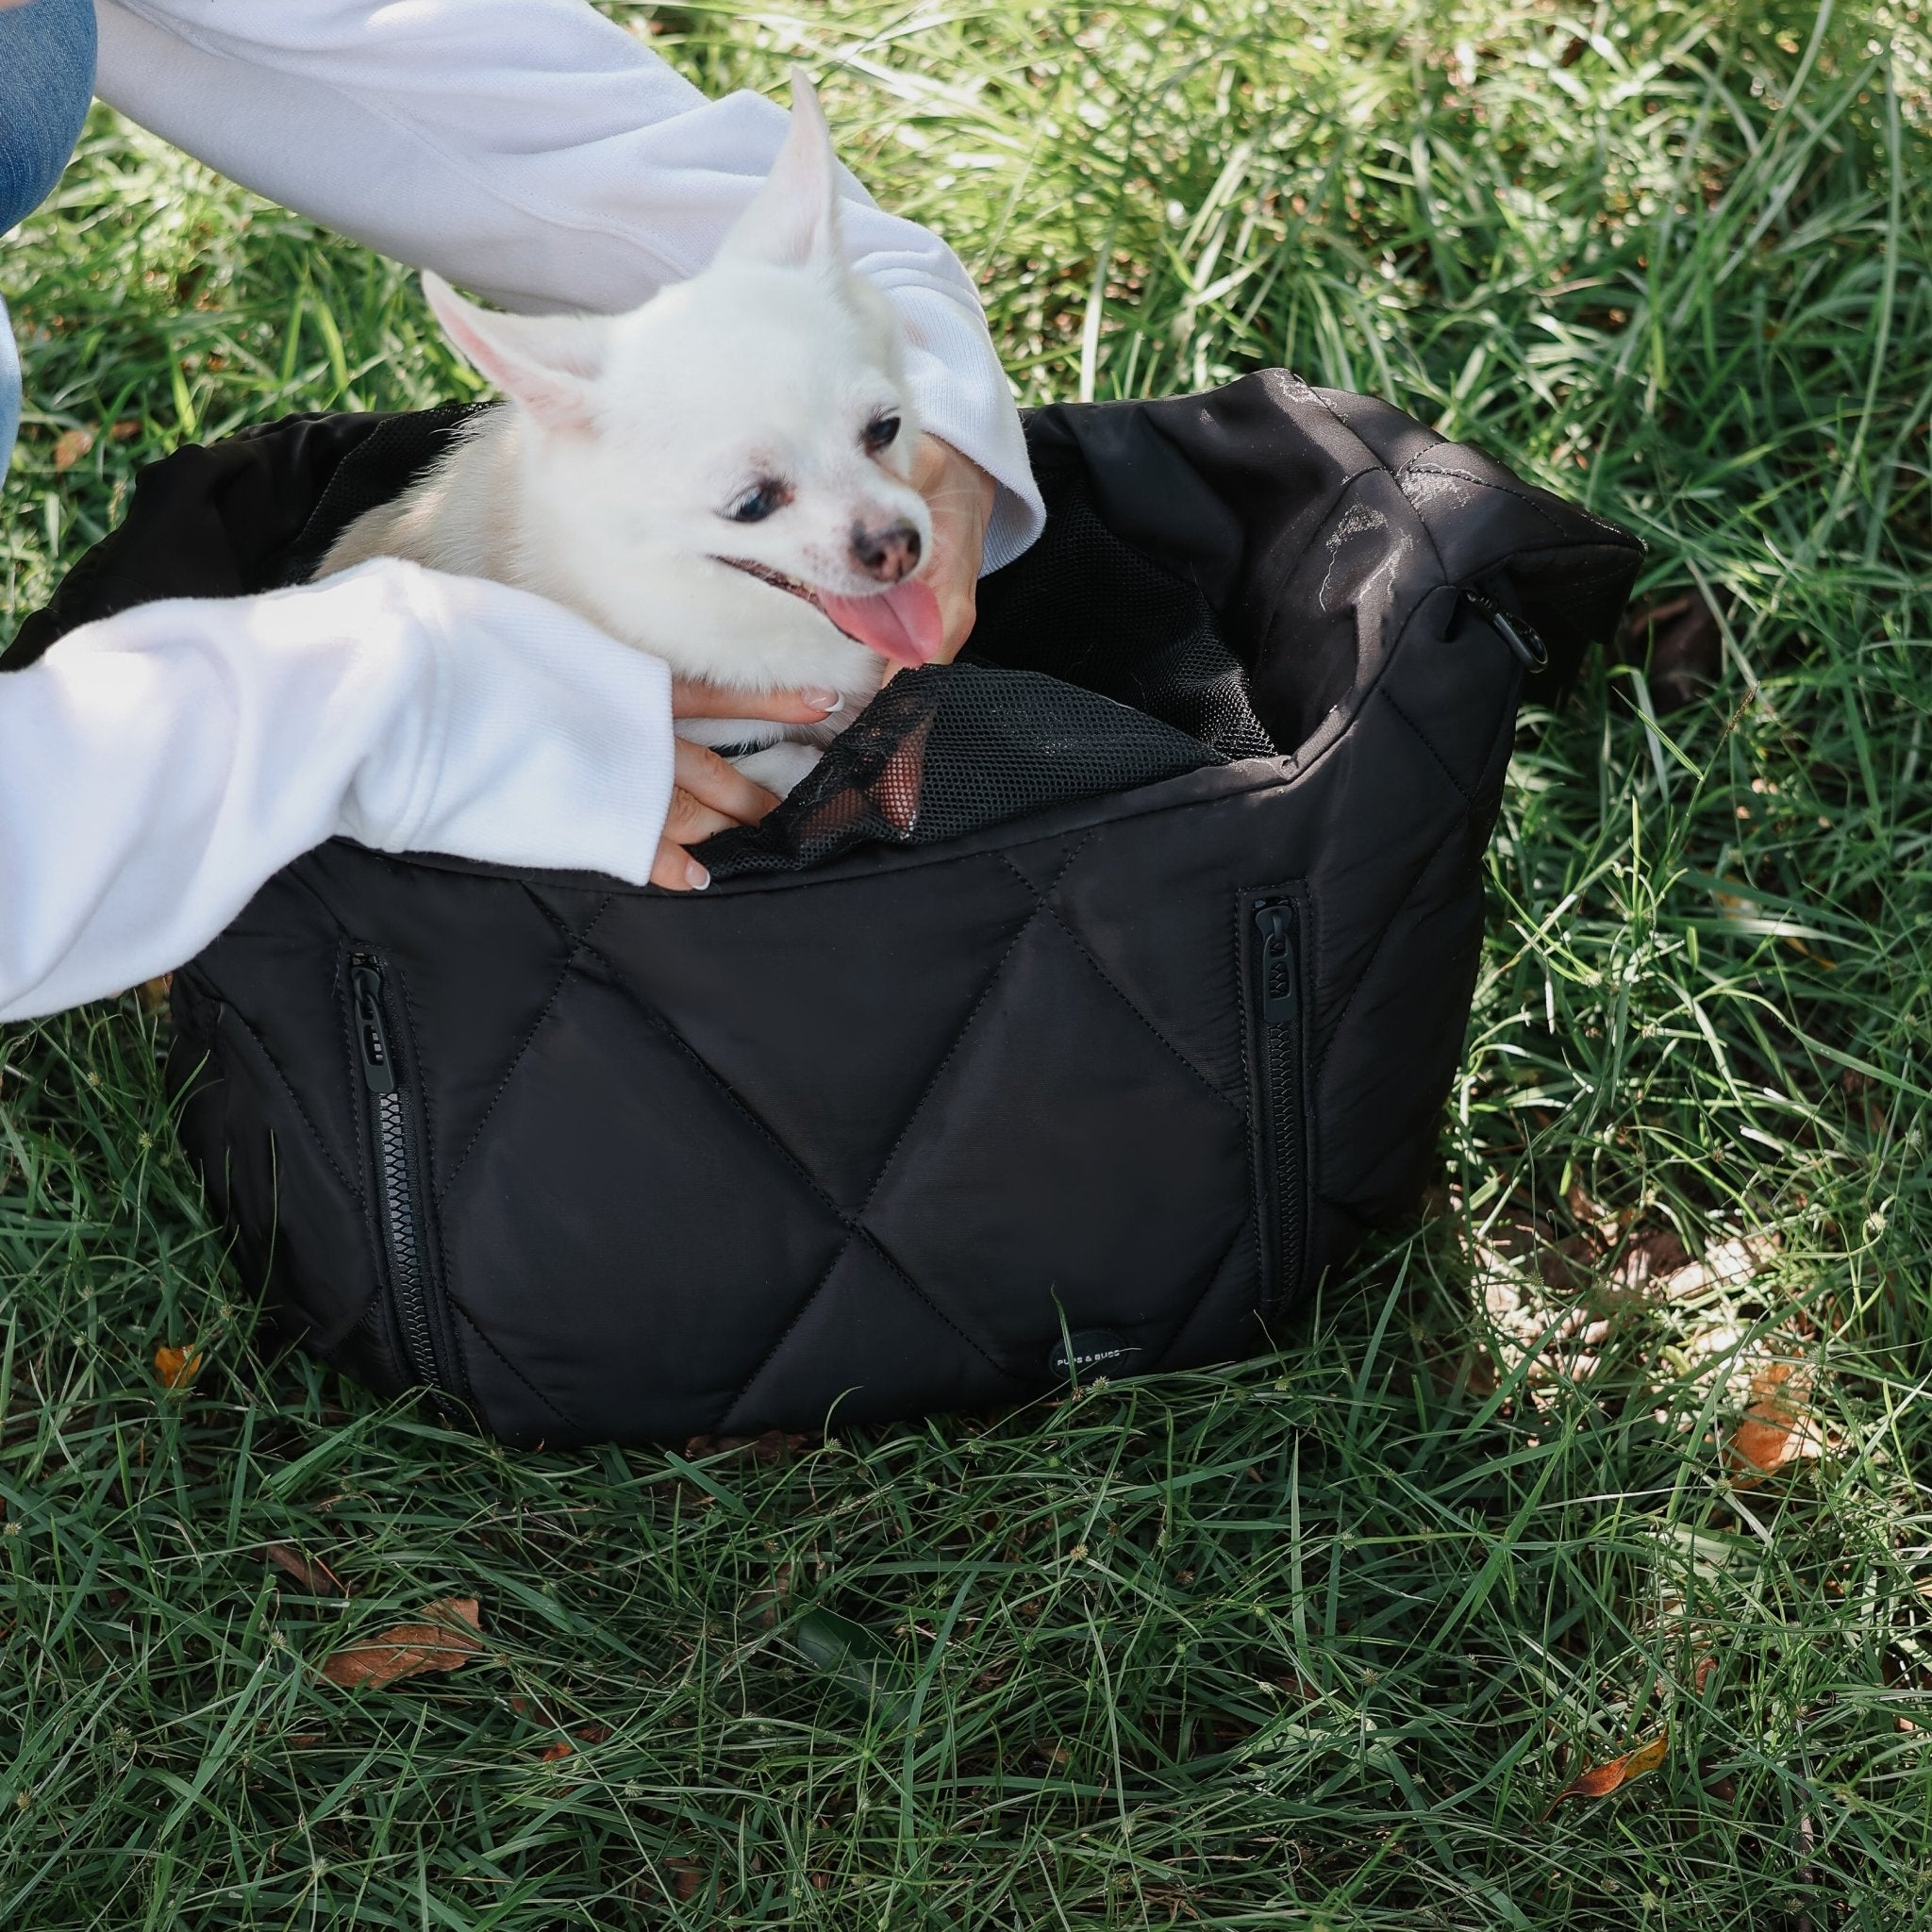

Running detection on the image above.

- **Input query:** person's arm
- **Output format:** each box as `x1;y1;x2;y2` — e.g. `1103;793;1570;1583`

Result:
0;558;826;1023
92;0;1044;578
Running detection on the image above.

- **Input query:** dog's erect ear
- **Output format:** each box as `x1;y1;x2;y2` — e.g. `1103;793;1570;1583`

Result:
423;273;608;428
715;68;844;273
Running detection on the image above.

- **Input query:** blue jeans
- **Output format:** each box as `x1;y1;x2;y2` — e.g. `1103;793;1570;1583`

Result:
2;0;99;481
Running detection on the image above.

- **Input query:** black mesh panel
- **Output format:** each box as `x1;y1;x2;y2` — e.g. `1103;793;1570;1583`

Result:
699;663;1225;877
971;479;1276;762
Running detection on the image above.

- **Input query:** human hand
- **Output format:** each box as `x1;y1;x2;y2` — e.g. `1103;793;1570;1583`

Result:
652;678;838;891
897;434;996;675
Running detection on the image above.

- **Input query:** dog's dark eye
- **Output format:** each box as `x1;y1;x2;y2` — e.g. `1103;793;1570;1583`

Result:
726;480;788;524
863;414;901;454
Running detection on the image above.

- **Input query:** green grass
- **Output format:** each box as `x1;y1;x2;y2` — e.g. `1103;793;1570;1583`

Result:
4;0;1931;1923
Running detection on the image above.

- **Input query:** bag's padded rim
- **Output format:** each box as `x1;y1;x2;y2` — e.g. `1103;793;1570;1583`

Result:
305;751;1298;899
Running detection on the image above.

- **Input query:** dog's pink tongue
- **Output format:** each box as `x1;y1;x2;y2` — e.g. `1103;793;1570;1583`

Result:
820;578;945;667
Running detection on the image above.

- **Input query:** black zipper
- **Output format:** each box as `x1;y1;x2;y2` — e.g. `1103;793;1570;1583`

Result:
1459;587;1549;671
1248;894;1309;1313
349;953;457;1400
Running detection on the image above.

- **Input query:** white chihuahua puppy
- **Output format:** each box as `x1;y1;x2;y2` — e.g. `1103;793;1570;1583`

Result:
318;70;941;798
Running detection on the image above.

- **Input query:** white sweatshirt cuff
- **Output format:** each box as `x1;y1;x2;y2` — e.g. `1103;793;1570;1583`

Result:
340;564;677;885
885;282;1046;574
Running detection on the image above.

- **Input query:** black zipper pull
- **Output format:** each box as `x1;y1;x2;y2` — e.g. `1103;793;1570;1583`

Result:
352;962;397;1096
1461;588;1549;672
1255;902;1298;1023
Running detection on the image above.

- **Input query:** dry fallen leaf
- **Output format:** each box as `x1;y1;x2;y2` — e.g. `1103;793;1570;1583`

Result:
1609;1226;1690;1291
154;1343;203;1391
52;426;95;473
1727;1363;1824;1484
319;1596;482;1689
1619;588;1723;711
1550;1730;1669;1811
262;1542;348;1598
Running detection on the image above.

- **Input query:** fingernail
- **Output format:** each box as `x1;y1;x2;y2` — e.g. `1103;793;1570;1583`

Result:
686;860;710;891
802;687;843;714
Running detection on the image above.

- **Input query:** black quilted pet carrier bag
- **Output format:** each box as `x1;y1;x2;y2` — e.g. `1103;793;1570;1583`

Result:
8;373;1642;1445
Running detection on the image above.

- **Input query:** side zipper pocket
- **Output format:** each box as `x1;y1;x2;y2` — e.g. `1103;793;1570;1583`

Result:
1245;890;1310;1314
348;952;461;1405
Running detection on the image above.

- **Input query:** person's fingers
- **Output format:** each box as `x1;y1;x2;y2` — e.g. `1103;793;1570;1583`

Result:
672;738;780;826
671;677;841;724
652;743;787;889
662;788;739;843
651;834;712;892
890;434;996;683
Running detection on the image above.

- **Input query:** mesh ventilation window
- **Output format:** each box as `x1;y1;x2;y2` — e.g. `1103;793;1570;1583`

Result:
270;405;488;590
970;482;1276;764
699;663;1227;877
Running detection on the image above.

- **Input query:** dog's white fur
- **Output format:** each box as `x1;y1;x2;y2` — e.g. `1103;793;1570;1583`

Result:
317;71;930;797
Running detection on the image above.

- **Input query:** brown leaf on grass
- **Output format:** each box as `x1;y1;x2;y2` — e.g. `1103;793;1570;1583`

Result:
262;1542;348;1598
1549;1730;1669;1811
154;1343;203;1390
319;1596;482;1689
52;426;95;472
136;974;174;1014
1618;588;1723;711
1609;1226;1690;1290
1727;1363;1824;1484
1563;1180;1616;1240
109;419;141;443
529;1718;609;1761
664;1858;703;1902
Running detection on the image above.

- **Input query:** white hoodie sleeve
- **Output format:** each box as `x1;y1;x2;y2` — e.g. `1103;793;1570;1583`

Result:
0;560;676;1023
92;0;1045;570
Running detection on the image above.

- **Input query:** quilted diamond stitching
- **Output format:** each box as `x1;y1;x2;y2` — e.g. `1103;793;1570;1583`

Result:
1148;1215;1257;1369
441;876;1034;1425
995;854;1245;1116
571;934;921;1232
449;829;1242;1433
575;931;1023;1385
419;885;618;1202
715;901;1049;1419
429;960;860;1427
434;935;603;1204
1376;685;1476;805
1312;794;1475;1088
449;1296;587;1437
218;1002;362;1198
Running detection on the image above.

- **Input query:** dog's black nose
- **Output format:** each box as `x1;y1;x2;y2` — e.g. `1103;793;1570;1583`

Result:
851;519;922;582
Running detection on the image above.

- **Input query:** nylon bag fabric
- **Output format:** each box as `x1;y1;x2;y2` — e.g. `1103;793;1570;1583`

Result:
7;371;1642;1445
